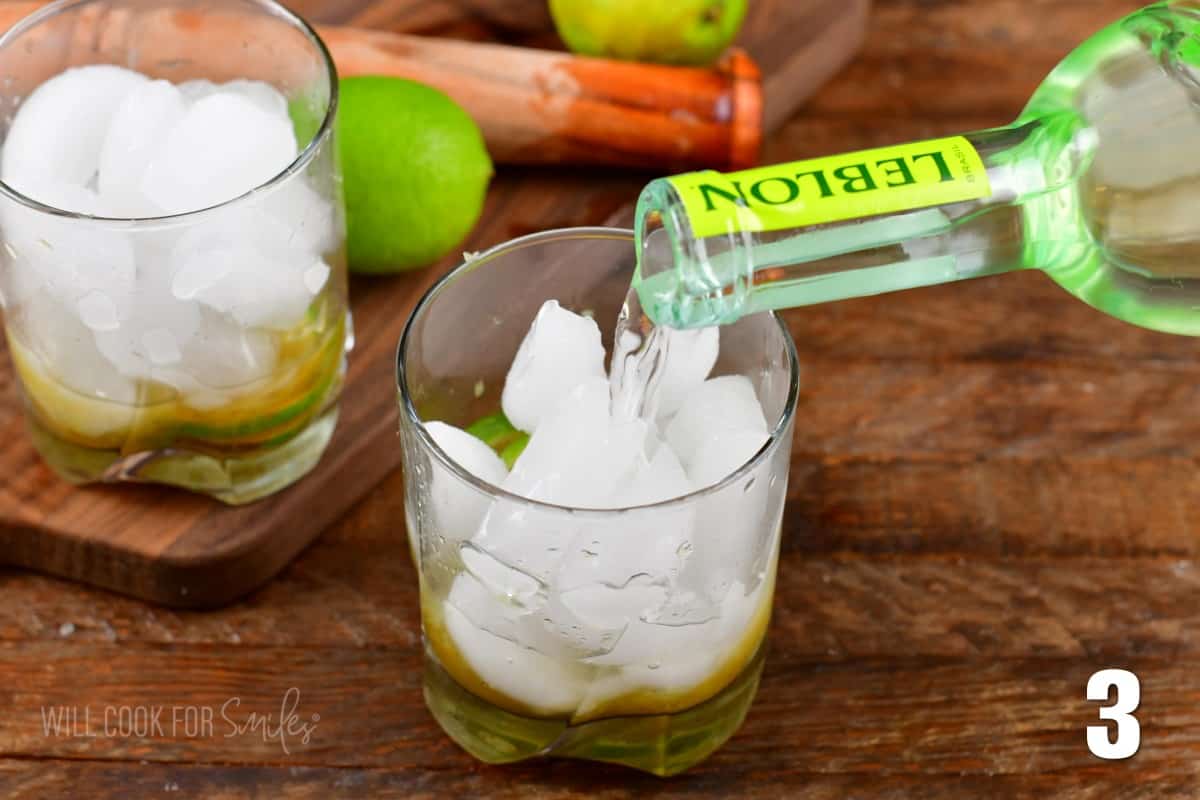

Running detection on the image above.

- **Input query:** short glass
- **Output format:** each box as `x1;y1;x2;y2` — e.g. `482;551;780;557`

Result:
397;228;799;776
0;0;347;504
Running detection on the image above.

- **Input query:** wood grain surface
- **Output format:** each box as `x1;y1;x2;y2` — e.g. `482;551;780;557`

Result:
0;0;1186;797
0;0;857;609
0;0;772;170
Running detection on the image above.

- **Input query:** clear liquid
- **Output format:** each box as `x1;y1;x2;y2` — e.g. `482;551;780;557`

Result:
423;633;767;777
421;290;781;774
1054;6;1200;333
634;3;1200;336
421;536;778;777
8;269;348;504
609;286;674;421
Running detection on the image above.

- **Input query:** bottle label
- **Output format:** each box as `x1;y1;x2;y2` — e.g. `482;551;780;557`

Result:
668;136;992;239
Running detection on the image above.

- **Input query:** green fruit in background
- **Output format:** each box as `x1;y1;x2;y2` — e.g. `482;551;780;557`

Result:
549;0;748;66
336;77;493;274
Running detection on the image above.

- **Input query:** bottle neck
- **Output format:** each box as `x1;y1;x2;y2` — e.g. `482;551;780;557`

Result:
634;114;1095;328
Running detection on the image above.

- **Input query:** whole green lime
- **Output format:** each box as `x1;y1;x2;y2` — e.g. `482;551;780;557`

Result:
549;0;748;66
336;77;493;274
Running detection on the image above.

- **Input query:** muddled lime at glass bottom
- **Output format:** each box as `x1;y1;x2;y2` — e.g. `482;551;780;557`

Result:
24;404;340;505
423;639;766;777
9;310;347;505
419;555;776;777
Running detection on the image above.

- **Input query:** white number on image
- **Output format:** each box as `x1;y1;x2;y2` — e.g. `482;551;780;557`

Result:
1086;668;1140;760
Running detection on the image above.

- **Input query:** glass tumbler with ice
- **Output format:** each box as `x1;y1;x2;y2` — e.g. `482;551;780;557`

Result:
0;0;347;504
397;228;799;775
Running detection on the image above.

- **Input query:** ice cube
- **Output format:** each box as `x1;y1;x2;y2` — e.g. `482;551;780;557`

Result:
583;606;715;671
444;565;528;645
94;263;200;381
0;185;89;308
536;586;628;658
578;579;765;716
442;575;586;716
456;544;622;660
470;496;578;589
655;326;719;419
177;79;217;104
428;422;508;486
555;442;694;593
303;261;330;294
666;390;772;607
460;542;540;607
472;394;688;661
616;433;694;505
140;91;297;214
169;234;314;330
686;429;770;491
221;79;289;118
1;188;137;320
504;377;635;507
501;300;607;433
0;183;105;316
97;79;187;217
7;180;99;215
664;375;768;468
425;421;508;541
142;327;182;366
680;451;777;608
576;584;757;718
171;251;232;300
17;289;140;405
473;379;651;588
77;291;120;332
260;180;337;255
1;65;148;191
557;577;668;633
177;308;278;400
249;192;332;259
167;202;321;330
213;254;313;330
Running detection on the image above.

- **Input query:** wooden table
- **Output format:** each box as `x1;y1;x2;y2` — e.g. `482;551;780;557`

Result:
2;0;1186;797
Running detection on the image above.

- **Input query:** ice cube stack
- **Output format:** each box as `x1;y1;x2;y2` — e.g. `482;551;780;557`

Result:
426;300;780;717
0;65;335;404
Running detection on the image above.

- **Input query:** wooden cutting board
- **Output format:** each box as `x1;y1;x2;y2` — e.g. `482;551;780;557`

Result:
0;0;870;608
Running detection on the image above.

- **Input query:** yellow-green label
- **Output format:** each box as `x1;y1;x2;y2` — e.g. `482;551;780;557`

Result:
668;136;991;239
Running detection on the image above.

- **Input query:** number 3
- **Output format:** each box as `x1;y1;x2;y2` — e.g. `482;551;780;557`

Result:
1087;668;1140;759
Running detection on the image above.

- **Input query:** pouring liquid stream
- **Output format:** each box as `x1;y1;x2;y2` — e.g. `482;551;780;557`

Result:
631;3;1200;338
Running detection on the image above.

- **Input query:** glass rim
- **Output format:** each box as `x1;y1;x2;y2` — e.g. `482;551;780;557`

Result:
396;225;801;517
0;0;339;225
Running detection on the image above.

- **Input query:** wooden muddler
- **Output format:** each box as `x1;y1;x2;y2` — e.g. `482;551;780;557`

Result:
323;31;763;171
0;1;763;170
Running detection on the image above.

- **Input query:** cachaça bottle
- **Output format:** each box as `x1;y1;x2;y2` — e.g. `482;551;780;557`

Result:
633;1;1200;335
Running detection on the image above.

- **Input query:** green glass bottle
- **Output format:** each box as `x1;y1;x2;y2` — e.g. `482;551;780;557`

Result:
634;2;1200;335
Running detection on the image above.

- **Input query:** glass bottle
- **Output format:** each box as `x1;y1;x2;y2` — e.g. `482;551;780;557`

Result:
634;1;1200;336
